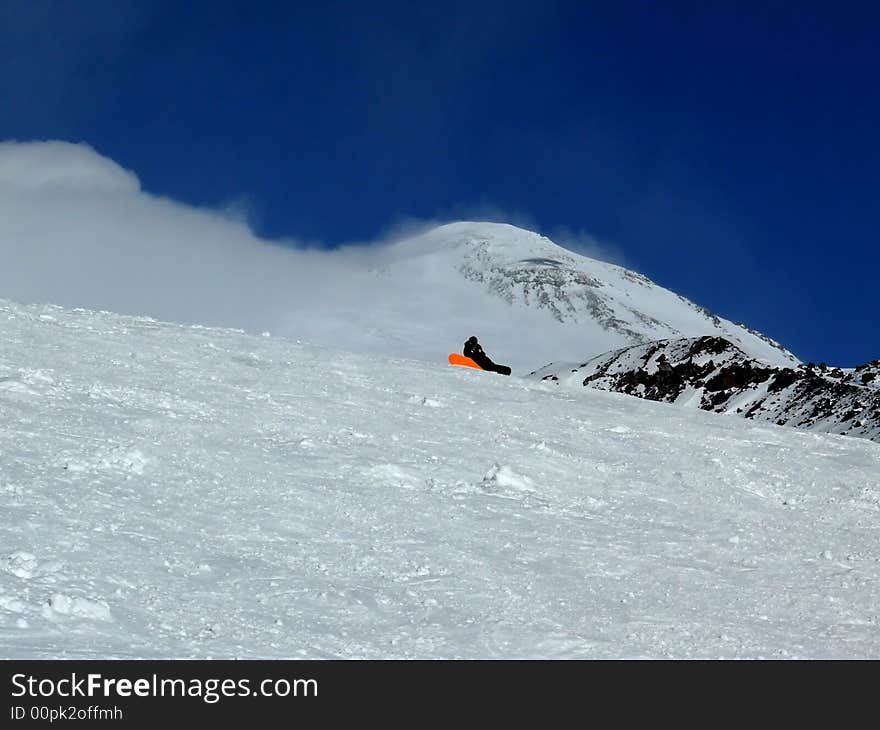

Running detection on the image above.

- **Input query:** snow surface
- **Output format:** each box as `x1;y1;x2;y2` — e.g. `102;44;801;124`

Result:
2;299;879;659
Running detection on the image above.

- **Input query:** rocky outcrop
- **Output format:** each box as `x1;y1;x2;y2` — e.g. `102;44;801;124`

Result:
530;336;880;443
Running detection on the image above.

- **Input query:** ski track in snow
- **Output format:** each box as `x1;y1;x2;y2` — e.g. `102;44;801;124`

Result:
1;301;879;658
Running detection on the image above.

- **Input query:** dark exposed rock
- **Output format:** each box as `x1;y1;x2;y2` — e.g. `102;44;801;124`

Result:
534;336;880;443
768;369;800;393
704;362;774;392
688;336;730;358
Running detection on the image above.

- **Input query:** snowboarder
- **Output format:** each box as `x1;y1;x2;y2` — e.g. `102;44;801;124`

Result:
463;336;511;375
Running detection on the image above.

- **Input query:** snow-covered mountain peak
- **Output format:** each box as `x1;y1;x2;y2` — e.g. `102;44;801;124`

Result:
355;221;797;370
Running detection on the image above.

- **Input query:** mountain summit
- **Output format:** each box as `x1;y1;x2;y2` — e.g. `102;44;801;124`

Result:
324;222;796;371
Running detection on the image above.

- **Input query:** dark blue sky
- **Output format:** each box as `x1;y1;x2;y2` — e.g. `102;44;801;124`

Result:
2;1;878;365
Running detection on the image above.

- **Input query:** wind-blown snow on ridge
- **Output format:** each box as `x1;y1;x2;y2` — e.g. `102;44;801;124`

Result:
1;299;878;658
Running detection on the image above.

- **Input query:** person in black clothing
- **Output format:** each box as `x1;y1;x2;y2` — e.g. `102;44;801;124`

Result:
463;336;511;375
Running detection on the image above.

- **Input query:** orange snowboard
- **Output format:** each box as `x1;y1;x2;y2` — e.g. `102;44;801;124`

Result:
448;353;483;370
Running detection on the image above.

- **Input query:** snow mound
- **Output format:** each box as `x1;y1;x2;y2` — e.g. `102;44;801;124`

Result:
43;594;112;621
483;463;536;493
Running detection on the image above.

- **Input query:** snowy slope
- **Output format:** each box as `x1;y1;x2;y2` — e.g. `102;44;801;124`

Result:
530;337;880;443
2;300;879;659
311;222;798;372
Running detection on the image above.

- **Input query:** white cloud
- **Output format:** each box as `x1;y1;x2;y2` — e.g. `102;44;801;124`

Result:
0;140;361;333
0;140;139;192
